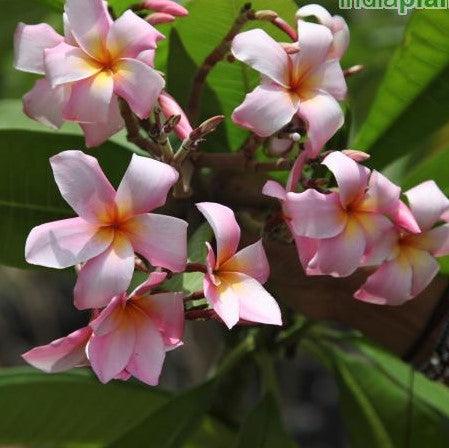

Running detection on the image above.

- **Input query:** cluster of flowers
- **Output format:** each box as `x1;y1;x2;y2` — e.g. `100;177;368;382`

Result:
23;151;282;384
14;0;191;147
14;0;449;386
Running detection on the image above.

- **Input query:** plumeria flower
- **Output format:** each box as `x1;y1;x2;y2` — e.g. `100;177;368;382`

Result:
23;272;184;386
296;4;349;60
141;0;188;25
88;271;184;385
265;151;419;277
25;150;187;310
14;0;165;147
355;181;449;305
231;19;347;158
196;202;282;329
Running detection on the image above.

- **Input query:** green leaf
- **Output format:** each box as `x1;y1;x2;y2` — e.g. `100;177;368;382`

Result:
235;394;297;448
0;367;233;447
354;10;449;169
308;337;449;448
0;122;132;269
0;367;168;447
107;382;216;447
170;0;299;151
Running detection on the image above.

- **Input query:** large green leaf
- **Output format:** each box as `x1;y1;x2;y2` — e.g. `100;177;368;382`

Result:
235;394;297;448
354;10;449;169
0;368;234;447
0;368;168;447
170;0;299;151
108;382;216;447
0;104;132;268
307;336;449;448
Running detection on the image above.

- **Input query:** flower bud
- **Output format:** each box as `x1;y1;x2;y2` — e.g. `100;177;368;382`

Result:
146;12;176;25
254;10;278;21
342;149;370;163
142;0;188;16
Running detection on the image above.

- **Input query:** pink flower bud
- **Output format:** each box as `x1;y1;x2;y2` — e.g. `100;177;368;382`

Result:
142;0;188;16
146;12;176;25
341;149;370;163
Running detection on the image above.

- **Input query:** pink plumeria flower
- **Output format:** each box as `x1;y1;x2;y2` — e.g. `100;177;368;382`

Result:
25;150;187;310
23;272;184;386
14;0;165;146
87;271;184;385
296;4;349;60
355;181;449;305
266;152;419;277
196;202;282;329
231;20;347;158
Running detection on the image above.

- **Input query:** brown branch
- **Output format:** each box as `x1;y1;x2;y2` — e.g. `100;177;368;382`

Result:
239;134;265;159
186;4;256;122
185;291;206;301
119;99;162;157
185;263;208;273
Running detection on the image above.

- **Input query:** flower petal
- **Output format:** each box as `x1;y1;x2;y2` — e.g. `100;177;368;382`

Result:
296;5;333;27
262;180;287;201
130;271;168;297
196;202;241;267
355;213;397;266
293;21;333;73
44;42;101;88
389;200;421;234
308;218;366;277
204;275;240;329
360;170;400;214
23;79;69;130
113;58;165;119
292;234;319;271
158;92;193;140
125;316;165;386
80;95;124;147
74;235;135;309
63;71;114;123
322;151;369;207
25;217;113;269
231;29;289;87
354;256;413;305
220;273;282;326
14;23;64;74
330;16;350;60
232;81;299;137
408;224;449;257
308;59;347;100
50;150;116;223
107;10;163;60
88;319;135;384
90;294;126;336
298;92;344;158
405;180;449;231
115;153;178;216
408;248;439;297
136;292;184;348
220;240;270;284
65;0;112;59
125;213;188;273
22;326;91;373
285;190;346;238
